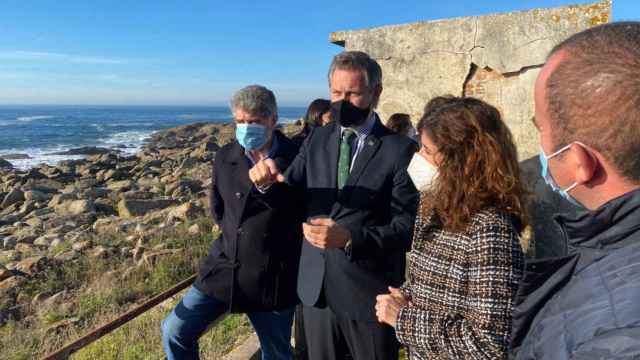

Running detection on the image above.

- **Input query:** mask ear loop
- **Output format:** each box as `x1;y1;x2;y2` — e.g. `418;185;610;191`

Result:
564;182;579;193
546;142;573;159
558;141;591;194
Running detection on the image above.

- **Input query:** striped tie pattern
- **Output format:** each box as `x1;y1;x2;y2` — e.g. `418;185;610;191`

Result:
338;129;355;189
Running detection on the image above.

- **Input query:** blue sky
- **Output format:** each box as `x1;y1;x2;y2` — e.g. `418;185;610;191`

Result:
0;1;637;106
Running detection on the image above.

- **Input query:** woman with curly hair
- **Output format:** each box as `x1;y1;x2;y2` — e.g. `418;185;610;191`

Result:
375;96;527;360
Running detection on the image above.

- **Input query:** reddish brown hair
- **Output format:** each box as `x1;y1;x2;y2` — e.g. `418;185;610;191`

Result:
418;97;527;232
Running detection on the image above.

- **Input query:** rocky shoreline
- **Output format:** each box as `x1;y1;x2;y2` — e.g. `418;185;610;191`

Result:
0;121;300;328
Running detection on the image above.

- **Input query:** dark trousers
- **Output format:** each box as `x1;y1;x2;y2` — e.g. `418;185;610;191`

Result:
302;305;399;360
293;304;309;360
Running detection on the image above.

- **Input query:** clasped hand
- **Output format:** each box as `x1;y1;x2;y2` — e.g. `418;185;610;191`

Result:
375;287;409;328
302;218;351;249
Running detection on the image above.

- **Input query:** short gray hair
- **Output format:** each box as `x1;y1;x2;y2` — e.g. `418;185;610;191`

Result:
230;85;278;119
327;51;382;92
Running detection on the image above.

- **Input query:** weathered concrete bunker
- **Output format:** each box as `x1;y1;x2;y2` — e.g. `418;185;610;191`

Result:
330;1;611;159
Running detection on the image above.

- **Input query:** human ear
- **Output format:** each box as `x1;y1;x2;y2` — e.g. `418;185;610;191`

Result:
572;144;598;185
371;85;383;109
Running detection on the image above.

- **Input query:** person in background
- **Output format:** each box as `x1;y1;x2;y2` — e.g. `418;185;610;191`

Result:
512;22;640;359
249;51;419;360
291;98;332;147
376;97;527;359
161;85;304;360
386;113;417;140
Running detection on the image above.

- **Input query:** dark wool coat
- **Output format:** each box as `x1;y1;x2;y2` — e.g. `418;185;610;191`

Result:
194;130;304;312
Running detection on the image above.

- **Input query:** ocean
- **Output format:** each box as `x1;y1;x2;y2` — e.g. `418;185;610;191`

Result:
0;105;306;169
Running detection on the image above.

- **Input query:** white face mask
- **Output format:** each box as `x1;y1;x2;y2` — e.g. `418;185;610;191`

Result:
407;152;438;191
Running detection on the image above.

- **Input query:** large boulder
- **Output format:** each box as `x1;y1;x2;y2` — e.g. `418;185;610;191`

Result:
2;236;17;249
120;191;155;201
21;168;47;180
17;201;38;217
117;199;178;218
33;234;62;248
54;199;95;217
94;199;117;216
14;256;49;276
12;227;41;244
107;180;135;192
48;193;78;207
0;264;13;281
168;201;206;222
22;179;64;193
74;178;99;190
165;179;203;196
82;187;110;200
24;190;52;203
1;189;24;209
0;203;21;218
91;218;114;234
44;213;96;230
102;169;129;182
0;276;25;299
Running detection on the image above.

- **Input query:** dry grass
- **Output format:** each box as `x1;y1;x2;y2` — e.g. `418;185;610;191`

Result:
0;217;252;359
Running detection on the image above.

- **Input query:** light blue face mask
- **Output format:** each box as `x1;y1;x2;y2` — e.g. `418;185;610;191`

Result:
236;123;270;151
539;142;584;207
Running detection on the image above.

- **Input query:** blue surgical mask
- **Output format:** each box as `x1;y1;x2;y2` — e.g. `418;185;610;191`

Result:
236;123;270;151
539;142;583;207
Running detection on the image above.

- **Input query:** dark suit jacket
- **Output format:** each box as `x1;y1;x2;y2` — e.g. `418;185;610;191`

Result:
194;130;304;312
285;116;419;321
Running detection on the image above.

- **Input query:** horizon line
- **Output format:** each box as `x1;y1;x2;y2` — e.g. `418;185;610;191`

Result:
0;103;310;108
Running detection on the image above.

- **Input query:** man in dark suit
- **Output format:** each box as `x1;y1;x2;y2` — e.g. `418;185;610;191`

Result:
250;52;419;360
161;85;304;360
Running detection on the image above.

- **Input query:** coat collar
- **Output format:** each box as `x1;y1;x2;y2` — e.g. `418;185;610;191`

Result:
555;188;640;252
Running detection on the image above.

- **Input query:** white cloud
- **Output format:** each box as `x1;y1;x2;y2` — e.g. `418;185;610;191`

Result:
0;50;128;64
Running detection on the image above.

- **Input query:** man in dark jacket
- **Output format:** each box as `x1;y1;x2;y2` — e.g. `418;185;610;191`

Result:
161;85;303;360
512;22;640;359
250;51;419;360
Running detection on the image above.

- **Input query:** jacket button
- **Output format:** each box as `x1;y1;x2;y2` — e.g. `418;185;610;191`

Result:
235;192;242;199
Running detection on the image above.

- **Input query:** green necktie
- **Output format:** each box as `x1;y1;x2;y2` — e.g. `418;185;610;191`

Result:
337;129;356;189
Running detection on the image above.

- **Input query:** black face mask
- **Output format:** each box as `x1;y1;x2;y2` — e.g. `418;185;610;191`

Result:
330;100;370;128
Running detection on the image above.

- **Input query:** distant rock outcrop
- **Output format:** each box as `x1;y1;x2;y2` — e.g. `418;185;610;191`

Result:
0;159;12;169
48;146;121;156
0;154;31;160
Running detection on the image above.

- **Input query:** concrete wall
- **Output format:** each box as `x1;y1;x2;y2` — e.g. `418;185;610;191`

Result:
330;1;611;159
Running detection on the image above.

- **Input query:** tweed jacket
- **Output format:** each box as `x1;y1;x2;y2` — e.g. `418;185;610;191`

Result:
396;207;524;360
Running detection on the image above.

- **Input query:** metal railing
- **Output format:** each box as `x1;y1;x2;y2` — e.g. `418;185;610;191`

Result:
41;274;197;360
